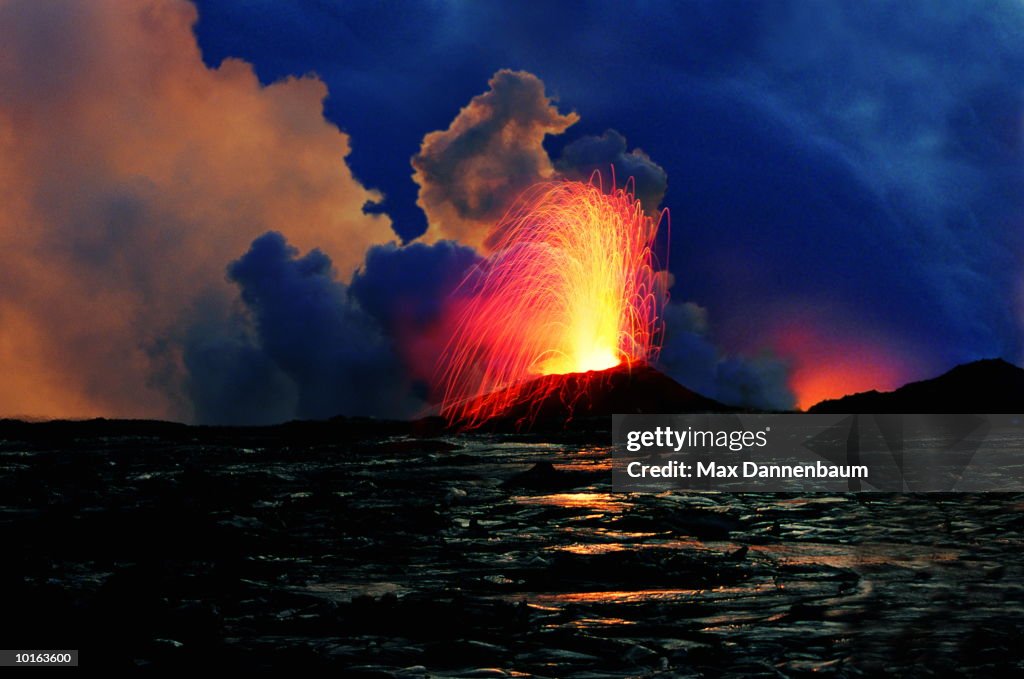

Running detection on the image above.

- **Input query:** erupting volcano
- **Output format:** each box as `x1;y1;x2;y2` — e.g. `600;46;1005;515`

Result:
437;177;668;428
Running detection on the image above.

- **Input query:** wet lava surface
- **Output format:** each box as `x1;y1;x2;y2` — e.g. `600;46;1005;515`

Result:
2;427;1022;675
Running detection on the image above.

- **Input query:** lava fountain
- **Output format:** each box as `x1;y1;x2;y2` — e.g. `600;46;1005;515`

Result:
437;177;667;427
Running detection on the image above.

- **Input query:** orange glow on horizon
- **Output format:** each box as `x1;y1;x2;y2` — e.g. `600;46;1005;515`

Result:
790;362;907;411
772;322;914;410
437;178;665;426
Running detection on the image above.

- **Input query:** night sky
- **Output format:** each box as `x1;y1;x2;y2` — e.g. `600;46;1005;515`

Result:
1;0;1022;422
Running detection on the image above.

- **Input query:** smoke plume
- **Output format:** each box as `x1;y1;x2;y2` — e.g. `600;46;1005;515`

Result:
0;0;392;419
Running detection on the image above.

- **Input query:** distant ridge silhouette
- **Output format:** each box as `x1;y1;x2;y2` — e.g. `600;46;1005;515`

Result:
808;358;1024;414
0;364;730;437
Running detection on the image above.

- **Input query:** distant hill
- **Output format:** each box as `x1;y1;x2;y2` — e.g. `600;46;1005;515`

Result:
0;364;729;439
808;358;1024;413
468;362;734;431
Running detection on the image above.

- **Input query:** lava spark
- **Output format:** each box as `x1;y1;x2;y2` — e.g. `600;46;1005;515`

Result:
437;177;667;427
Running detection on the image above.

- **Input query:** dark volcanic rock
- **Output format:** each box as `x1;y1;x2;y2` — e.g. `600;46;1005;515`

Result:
473;362;734;431
809;358;1024;413
1;419;1023;674
501;461;595;490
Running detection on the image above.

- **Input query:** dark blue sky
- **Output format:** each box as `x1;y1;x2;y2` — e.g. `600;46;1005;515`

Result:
192;0;1024;405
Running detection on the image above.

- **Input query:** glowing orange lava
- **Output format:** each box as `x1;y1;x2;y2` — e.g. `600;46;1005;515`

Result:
437;177;666;427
